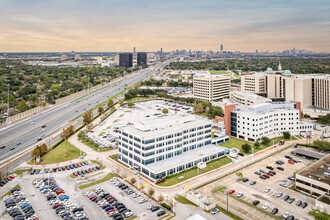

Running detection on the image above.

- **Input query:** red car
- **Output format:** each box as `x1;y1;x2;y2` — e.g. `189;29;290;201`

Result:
73;172;78;176
107;196;115;201
107;209;115;214
229;190;235;194
90;131;94;133
89;195;96;200
267;172;274;176
77;163;81;167
56;190;64;195
8;175;15;179
88;168;93;172
262;174;270;179
288;160;294;165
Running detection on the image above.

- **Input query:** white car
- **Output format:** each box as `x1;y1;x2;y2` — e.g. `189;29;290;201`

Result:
265;188;270;193
139;198;148;203
210;208;219;215
283;212;290;219
147;204;156;210
262;204;269;210
237;192;244;198
276;192;283;197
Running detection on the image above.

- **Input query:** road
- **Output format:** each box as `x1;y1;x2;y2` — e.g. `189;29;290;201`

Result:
0;59;173;166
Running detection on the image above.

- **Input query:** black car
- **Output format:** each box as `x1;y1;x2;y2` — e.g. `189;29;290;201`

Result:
242;178;249;182
285;155;292;160
266;166;274;170
37;137;42;141
10;147;15;151
288;176;295;181
238;153;244;157
287;216;295;220
271;208;278;214
254;171;261;175
283;195;290;201
253;200;260;206
157;211;166;216
259;175;266;180
250;181;256;185
269;170;276;175
30;169;35;175
41;125;46;128
0;146;5;149
277;167;284;171
151;206;160;212
302;202;308;208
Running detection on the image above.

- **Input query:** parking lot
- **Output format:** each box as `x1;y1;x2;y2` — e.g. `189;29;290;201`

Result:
199;147;316;220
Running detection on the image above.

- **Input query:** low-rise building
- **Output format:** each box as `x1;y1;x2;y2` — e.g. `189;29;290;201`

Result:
224;102;313;141
230;90;272;106
118;109;226;180
193;75;230;102
295;154;330;197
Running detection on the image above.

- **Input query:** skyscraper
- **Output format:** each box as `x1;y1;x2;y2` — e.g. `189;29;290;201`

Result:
133;47;136;53
137;52;147;65
119;53;133;68
160;48;163;53
220;44;223;53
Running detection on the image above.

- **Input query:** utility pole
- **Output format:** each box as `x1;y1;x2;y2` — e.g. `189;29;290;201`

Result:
87;73;90;94
226;190;229;213
6;84;9;126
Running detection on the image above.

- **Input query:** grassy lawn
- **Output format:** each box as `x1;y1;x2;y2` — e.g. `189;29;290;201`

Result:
38;140;82;164
210;71;229;74
175;195;198;207
126;216;137;220
109;154;119;160
158;157;232;187
9;170;27;176
1;184;21;199
79;173;117;189
212;186;226;193
309;209;330;220
220;136;298;155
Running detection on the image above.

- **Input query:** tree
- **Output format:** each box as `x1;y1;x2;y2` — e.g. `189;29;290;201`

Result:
31;147;41;159
40;143;48;155
283;131;291;139
86;123;94;131
61;125;75;139
130;178;136;185
16;100;28;112
242;144;251;153
205;106;210;115
254;141;260;149
98;106;104;114
127;101;135;108
83;112;93;124
236;172;243;181
148;187;155;196
193;103;204;113
261;136;271;145
107;99;114;108
158;194;164;202
162;108;168;114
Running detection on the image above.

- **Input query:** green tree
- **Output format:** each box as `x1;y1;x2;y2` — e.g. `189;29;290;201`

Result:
39;143;48;156
236;172;243;181
130;178;136;185
148;187;155;196
107;99;114;108
83;112;93;124
127;101;135;108
261;137;271;145
16;100;28;112
31;147;41;159
98;106;104;114
283;131;291;139
162;108;169;114
158;194;164;202
242;144;251;153
254;141;260;149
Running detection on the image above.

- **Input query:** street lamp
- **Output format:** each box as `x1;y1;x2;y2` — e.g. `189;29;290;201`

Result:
226;189;229;213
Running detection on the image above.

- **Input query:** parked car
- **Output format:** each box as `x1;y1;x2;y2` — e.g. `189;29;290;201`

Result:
237;192;244;198
250;181;256;185
266;166;274;170
277;167;284;171
229;190;235;194
271;208;278;214
253;200;260;206
210;208;219;215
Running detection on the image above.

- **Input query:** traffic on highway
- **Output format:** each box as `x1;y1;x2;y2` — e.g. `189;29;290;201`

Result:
0;59;173;165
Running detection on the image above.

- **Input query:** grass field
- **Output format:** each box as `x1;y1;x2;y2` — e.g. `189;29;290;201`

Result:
158;157;232;187
175;195;198;207
79;173;116;189
38;140;82;164
220;136;298;155
210;71;229;74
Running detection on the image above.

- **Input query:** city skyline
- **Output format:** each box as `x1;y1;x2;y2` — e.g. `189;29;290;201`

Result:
0;0;329;52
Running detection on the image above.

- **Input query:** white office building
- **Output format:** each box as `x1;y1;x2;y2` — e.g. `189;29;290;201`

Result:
193;75;230;102
118;112;226;180
228;102;313;142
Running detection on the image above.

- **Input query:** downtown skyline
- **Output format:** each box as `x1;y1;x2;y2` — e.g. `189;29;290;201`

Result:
0;0;329;52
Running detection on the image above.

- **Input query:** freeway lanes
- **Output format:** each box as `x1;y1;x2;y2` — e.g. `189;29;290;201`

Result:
0;59;172;165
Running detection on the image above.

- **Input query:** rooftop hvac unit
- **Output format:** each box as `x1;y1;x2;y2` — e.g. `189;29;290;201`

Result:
324;172;330;178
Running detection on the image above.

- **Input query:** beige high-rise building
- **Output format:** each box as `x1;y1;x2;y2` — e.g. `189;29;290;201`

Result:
60;54;67;61
241;73;266;95
193;75;230;102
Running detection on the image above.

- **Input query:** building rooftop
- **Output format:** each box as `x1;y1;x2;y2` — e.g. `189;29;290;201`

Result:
193;75;230;80
292;149;325;160
232;90;272;102
297;154;330;185
145;144;226;173
233;102;297;115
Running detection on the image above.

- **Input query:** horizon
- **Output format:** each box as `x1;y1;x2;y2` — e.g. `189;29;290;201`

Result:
0;0;329;53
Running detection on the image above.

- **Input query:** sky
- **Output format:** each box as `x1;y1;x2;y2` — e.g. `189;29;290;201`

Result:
0;0;329;52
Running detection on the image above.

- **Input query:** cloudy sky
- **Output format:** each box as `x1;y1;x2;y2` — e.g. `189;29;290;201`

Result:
0;0;329;52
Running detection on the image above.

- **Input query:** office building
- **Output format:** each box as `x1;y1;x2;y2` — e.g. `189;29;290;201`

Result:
230;91;272;106
295;154;329;197
74;54;81;60
193;75;230;102
133;47;136;53
119;53;133;68
60;54;67;61
118;106;226;180
241;73;266;95
220;44;223;53
137;52;147;66
224;102;313;141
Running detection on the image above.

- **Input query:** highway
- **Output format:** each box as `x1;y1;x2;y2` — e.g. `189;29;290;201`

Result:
0;59;173;166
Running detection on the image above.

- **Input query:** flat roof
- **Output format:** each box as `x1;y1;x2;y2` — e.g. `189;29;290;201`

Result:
292;149;324;160
232;90;272;102
297;154;330;185
145;144;226;173
186;214;207;220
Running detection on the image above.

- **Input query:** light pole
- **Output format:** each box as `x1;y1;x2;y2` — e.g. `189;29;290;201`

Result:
6;84;9;126
226;189;229;213
87;73;90;94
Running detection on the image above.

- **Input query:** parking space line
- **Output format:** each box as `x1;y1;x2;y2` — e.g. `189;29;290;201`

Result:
182;184;192;190
138;183;149;189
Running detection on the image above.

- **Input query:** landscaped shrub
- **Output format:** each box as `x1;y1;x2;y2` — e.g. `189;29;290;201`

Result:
162;203;171;211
